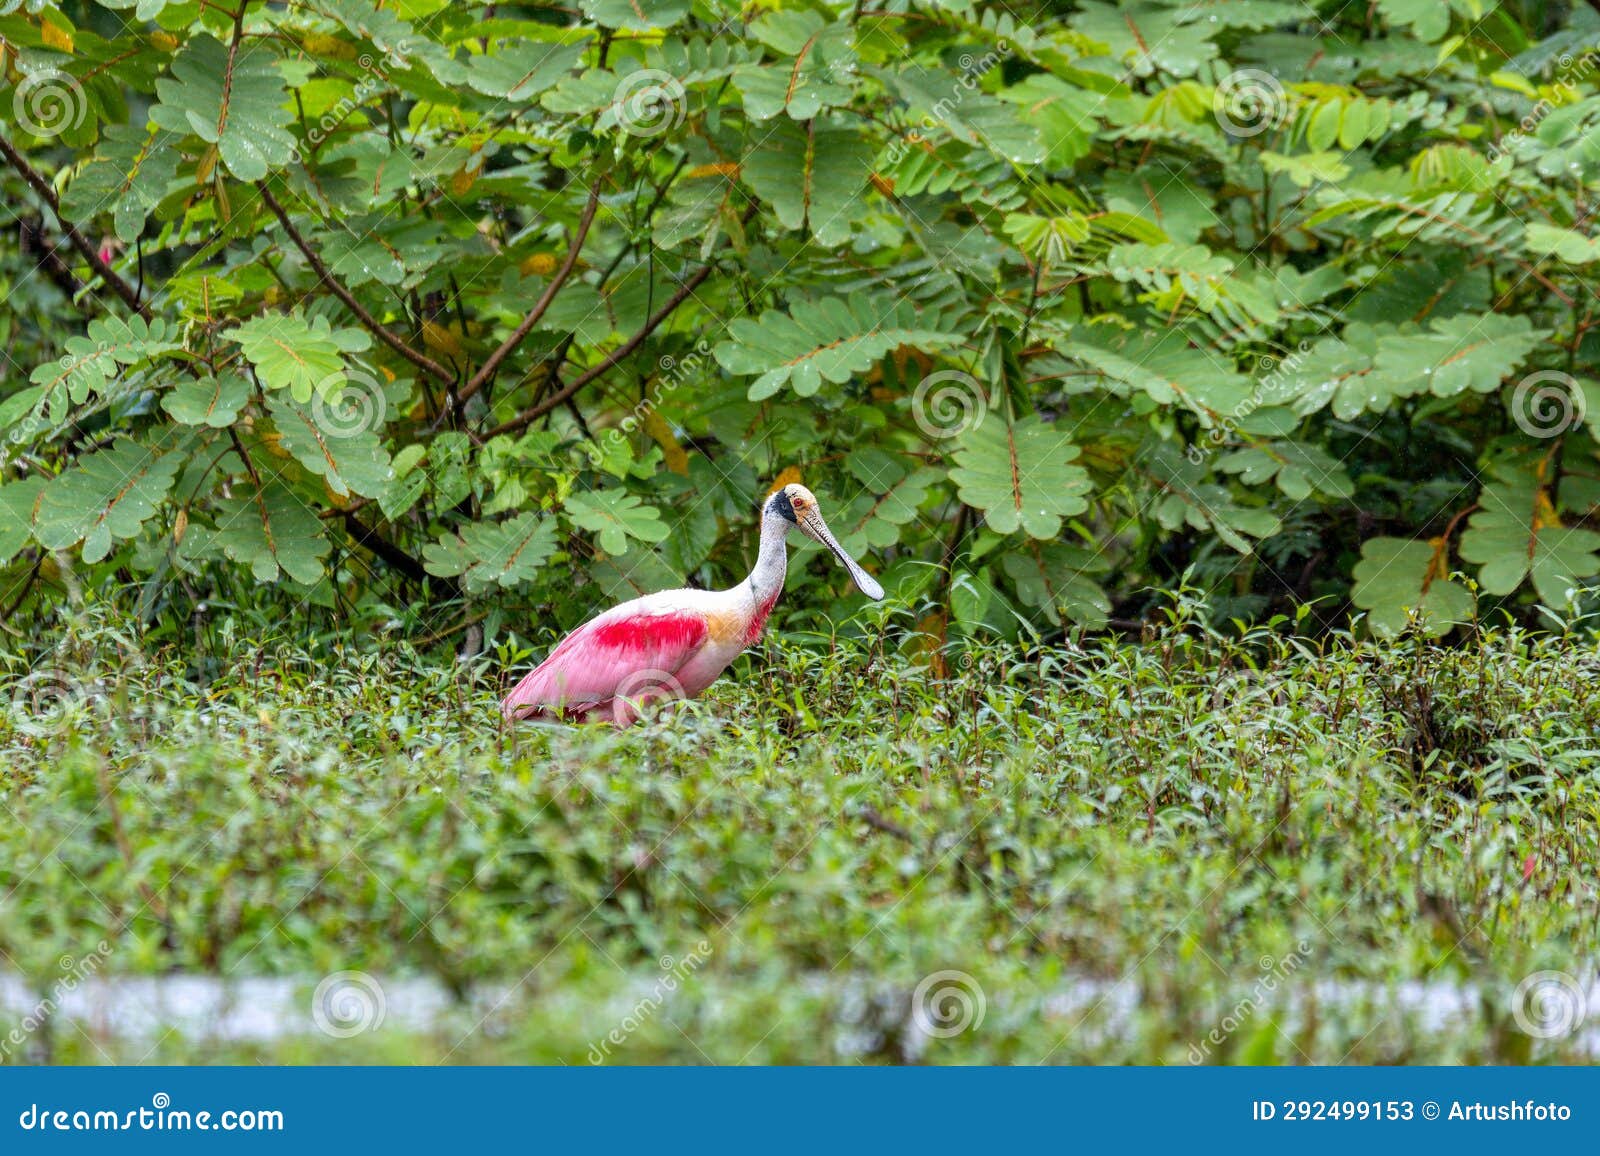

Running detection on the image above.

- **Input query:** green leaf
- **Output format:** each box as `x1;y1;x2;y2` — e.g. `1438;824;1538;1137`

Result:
230;312;369;402
196;480;330;585
714;293;963;400
565;491;669;556
266;393;393;499
734;13;855;121
837;460;942;556
1003;542;1110;628
950;414;1091;539
1143;446;1281;552
1372;313;1545;402
995;75;1097;167
1071;2;1220;77
1351;537;1475;637
1260;150;1350;187
1256;316;1545;420
34;440;182;562
162;373;250;428
59;123;179;244
465;41;584;100
152;34;298;181
0;478;45;565
1460;464;1600;609
423;512;559;592
1524;222;1600;264
742;118;874;246
579;0;689;31
30;316;183;403
1217;440;1354;500
1061;327;1254;422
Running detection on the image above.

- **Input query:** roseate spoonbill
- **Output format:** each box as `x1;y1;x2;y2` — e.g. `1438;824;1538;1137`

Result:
501;483;885;726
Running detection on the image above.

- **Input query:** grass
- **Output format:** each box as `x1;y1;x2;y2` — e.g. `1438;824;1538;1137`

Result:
2;598;1598;1064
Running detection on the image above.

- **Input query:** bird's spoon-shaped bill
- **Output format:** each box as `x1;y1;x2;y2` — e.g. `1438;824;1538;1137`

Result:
799;511;886;601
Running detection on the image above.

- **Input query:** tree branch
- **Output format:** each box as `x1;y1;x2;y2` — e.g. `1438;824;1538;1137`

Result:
258;183;456;387
456;181;604;406
0;131;150;319
342;510;458;596
482;259;716;440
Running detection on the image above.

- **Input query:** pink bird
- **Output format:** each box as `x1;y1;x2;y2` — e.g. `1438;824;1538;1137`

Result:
501;483;884;726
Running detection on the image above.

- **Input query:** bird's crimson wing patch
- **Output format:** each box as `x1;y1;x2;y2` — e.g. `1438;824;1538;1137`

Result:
500;609;709;719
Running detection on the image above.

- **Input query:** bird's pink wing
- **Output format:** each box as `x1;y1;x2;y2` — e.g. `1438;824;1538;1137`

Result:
500;609;709;719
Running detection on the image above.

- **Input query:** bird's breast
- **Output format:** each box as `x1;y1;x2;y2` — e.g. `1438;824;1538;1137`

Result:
703;590;780;650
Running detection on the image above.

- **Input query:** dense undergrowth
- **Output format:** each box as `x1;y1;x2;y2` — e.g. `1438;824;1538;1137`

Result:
1;602;1597;1063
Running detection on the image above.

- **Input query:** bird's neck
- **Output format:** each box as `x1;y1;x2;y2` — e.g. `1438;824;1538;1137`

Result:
741;513;790;613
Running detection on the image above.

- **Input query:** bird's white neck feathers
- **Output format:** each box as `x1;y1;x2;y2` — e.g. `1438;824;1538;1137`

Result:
743;510;791;608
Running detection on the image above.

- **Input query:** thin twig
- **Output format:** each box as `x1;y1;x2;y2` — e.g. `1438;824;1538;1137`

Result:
482;259;715;440
257;183;455;386
456;181;604;406
0;131;150;318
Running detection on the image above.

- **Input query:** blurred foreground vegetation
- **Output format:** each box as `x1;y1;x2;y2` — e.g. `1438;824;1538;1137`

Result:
2;601;1596;1063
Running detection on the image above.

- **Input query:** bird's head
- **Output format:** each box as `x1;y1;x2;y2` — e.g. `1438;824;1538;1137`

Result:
765;483;885;601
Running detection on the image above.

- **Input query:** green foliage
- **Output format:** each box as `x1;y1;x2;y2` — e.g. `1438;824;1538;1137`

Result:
950;413;1089;539
32;439;182;562
714;293;963;399
6;0;1600;637
6;613;1600;1063
151;32;298;181
1352;537;1475;637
